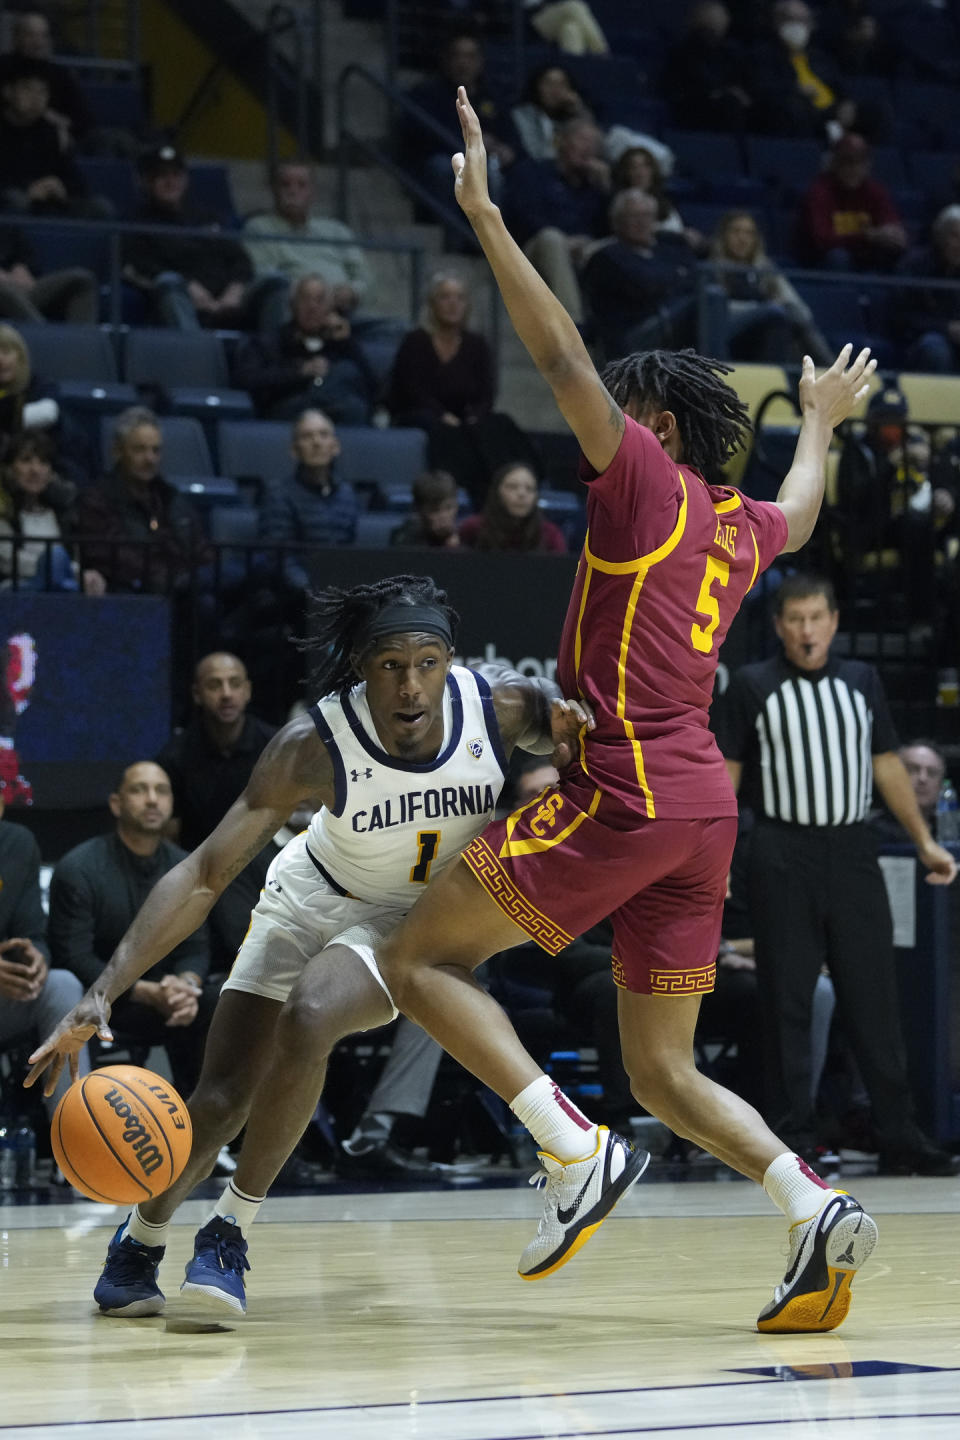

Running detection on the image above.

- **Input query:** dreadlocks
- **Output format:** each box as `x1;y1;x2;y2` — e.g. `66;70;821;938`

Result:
600;348;752;478
299;575;460;697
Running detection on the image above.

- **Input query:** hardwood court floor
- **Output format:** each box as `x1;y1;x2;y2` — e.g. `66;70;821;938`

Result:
1;1175;959;1438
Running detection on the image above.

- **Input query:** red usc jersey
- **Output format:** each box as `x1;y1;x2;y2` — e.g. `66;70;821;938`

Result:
556;416;788;819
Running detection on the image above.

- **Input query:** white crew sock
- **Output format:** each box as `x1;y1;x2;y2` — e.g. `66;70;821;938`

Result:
762;1152;834;1225
510;1075;598;1163
209;1178;265;1236
124;1206;171;1250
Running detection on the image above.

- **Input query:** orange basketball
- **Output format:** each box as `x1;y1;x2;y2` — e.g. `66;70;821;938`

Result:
51;1065;192;1204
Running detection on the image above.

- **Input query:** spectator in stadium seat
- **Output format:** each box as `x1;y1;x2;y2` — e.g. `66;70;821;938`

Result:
581;190;699;359
48;761;215;1099
798;132;906;272
390;469;462;549
233;273;375;424
157;652;278;974
709;210;833;364
0;9;94;148
503;117;610;323
74;405;211;595
662;2;756;134
123;144;277;331
242;159;372;318
0;430;103;593
458;462;567;554
510;63;593;163
0;220;97;323
0;786;91;1125
748;1;854;142
0;56;104;217
260;409;359;591
0;323;61;457
895;205;960;373
870;739;948;844
401;31;516;218
523;1;609;56
609;137;704;254
387;273;539;507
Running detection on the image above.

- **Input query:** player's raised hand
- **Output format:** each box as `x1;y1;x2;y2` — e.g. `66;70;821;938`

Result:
451;85;490;219
24;993;114;1098
798;344;877;430
550;696;595;770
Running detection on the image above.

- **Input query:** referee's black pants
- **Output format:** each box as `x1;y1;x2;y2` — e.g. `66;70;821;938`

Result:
749;820;920;1154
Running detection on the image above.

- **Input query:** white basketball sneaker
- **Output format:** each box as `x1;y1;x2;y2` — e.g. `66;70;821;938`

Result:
757;1191;878;1333
518;1126;650;1281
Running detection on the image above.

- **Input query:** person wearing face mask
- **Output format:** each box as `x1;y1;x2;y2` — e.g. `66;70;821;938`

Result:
749;1;853;141
457;461;567;553
716;572;959;1177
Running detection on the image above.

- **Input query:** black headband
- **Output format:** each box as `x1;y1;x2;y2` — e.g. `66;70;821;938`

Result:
355;603;454;653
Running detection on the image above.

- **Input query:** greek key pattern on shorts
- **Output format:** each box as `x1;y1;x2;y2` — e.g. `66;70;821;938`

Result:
649;962;717;995
463;836;573;956
611;956;627;989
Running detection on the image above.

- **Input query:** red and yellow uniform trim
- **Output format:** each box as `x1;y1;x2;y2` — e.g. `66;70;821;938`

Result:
576;474;689;819
462;835;574;955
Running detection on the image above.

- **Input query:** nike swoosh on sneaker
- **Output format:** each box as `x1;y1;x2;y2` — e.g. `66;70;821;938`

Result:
556;1166;596;1226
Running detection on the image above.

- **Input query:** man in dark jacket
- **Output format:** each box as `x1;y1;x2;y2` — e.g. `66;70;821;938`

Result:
75;406;211;595
896;205;960;373
0;55;90;215
48;761;214;1097
123;144;270;330
233;274;375;423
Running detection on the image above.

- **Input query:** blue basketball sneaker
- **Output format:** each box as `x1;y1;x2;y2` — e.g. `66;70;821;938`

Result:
94;1219;166;1317
180;1217;250;1315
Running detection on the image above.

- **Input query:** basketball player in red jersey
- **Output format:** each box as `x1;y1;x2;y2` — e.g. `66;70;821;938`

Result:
372;89;881;1333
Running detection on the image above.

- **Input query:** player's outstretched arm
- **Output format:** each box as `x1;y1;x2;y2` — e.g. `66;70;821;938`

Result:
776;344;876;552
452;86;624;473
484;665;595;767
25;716;332;1096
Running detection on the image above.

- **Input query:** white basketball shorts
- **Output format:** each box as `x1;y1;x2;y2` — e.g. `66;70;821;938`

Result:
222;831;404;1017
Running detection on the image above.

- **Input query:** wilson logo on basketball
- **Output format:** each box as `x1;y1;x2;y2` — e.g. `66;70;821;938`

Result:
102;1088;165;1176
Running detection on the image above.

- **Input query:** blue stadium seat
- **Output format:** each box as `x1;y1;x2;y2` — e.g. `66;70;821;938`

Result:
217;419;290;485
354;511;403;547
76;157;138;216
906;150;959;202
336;425;429;495
663;130;744;190
188;164;238;228
745;136;821;197
14;322;118;382
166;475;240;505
99;414;214;475
893;80;960;151
22;220;112;284
167;387;254;425
124;328;229;388
869;147;908;190
208;504;260;546
80;80;145;132
539;489;585;547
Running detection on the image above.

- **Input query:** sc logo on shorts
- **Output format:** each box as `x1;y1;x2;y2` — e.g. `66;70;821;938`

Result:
530;793;564;837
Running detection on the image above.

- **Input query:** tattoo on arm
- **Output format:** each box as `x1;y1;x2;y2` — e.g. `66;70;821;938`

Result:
210;820;281;891
606;390;626;436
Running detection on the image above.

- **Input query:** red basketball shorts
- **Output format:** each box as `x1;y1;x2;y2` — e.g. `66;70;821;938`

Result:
462;775;737;996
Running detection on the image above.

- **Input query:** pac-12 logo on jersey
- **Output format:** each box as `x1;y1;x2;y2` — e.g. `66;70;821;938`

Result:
467;737;484;759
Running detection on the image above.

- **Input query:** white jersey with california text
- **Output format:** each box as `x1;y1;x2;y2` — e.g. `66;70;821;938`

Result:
305;665;507;907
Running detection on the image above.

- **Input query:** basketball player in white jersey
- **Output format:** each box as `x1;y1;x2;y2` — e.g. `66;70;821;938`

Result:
26;574;601;1317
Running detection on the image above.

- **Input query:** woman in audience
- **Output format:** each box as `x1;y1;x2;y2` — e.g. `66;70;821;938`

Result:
0;430;103;591
511;64;593;162
0;323;59;455
709;210;834;364
387;273;539;507
458;461;567;554
609;138;705;253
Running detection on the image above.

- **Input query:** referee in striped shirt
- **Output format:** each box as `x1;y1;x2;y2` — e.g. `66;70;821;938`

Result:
717;572;958;1176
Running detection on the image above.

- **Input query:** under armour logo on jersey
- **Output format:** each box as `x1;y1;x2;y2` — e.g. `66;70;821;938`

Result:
467;737;484;759
350;768;373;782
